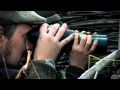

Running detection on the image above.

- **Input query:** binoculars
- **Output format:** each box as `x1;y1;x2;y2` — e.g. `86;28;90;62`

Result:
27;26;107;54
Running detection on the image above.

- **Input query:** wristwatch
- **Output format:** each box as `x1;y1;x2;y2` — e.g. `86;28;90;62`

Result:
44;59;56;69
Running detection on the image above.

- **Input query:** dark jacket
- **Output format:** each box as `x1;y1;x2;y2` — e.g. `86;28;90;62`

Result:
0;60;85;79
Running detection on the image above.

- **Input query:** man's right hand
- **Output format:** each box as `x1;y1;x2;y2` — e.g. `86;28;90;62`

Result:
69;30;98;70
34;23;75;61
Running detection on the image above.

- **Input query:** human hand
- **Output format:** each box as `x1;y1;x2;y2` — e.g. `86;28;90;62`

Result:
34;23;75;61
69;30;98;69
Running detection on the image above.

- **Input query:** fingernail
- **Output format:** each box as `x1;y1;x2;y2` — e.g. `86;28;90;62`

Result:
54;23;60;25
44;23;49;25
63;23;67;26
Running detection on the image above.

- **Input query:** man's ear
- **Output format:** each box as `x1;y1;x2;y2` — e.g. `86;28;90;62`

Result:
0;26;4;46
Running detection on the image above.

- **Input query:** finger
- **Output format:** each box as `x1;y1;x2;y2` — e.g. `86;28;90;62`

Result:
94;32;97;35
39;23;49;37
48;23;60;36
86;31;91;35
60;33;75;47
55;23;68;41
79;34;87;49
81;30;86;34
74;30;79;45
89;39;98;54
85;35;92;50
75;30;79;33
73;33;79;46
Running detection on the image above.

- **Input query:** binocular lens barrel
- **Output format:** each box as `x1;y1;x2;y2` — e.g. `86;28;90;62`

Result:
27;26;107;54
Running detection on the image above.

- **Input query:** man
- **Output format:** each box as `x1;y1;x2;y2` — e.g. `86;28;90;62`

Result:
0;11;98;79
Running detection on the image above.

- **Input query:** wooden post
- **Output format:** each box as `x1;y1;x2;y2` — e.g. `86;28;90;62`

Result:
78;49;120;79
118;20;120;49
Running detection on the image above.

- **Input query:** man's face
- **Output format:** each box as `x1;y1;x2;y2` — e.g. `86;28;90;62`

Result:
1;24;34;68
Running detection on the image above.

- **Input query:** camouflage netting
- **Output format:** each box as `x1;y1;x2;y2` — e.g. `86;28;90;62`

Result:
55;11;120;74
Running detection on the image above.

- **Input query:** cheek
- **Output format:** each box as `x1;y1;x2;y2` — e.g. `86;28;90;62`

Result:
8;38;26;65
13;38;25;50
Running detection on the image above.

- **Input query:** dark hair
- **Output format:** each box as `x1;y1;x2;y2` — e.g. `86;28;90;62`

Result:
1;24;17;39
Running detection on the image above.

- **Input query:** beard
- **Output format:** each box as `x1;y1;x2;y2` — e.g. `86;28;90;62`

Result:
2;40;26;69
4;40;12;56
2;40;34;69
0;41;12;68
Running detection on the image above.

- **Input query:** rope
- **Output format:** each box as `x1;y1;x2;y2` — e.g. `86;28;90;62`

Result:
0;49;10;79
15;35;40;79
25;35;40;79
30;60;40;79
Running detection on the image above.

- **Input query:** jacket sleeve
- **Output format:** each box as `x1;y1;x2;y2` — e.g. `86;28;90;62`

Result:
65;65;85;79
26;60;57;79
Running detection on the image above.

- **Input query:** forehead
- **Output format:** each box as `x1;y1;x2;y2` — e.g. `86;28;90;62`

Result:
15;24;33;32
16;24;41;30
